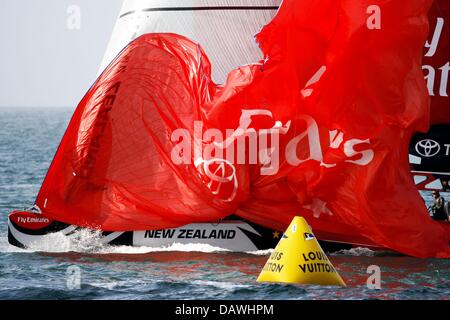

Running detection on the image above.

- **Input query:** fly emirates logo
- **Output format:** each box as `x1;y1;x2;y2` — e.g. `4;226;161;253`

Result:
423;17;449;98
171;110;374;177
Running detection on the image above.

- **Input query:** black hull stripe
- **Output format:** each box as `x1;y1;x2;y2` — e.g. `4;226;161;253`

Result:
8;228;26;249
120;6;279;18
108;232;134;246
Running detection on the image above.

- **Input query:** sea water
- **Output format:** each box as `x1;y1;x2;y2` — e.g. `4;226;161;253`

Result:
0;107;448;300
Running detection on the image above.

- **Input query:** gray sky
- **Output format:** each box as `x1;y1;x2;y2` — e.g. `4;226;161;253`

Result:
0;0;122;107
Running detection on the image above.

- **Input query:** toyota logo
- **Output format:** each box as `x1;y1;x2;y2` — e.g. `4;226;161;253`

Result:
415;139;440;157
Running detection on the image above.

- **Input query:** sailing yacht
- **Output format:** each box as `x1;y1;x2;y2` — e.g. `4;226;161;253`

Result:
7;0;449;253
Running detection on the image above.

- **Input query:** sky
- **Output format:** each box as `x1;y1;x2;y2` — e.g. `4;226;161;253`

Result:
0;0;123;107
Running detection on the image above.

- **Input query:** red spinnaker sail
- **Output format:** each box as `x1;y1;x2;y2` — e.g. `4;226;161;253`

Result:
36;0;449;257
36;35;238;230
426;0;450;124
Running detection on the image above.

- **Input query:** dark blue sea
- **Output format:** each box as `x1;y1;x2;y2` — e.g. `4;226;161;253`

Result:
0;107;449;300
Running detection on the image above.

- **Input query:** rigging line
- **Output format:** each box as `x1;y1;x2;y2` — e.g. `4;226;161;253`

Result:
120;6;280;19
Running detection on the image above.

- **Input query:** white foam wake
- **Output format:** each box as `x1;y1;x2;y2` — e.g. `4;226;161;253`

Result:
331;247;377;257
246;249;273;256
96;243;231;255
1;229;235;254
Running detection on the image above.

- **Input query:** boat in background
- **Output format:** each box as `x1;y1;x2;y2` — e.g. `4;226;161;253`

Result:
409;2;450;196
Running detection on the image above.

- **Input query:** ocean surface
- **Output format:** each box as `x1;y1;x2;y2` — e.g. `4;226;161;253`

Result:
0;107;448;300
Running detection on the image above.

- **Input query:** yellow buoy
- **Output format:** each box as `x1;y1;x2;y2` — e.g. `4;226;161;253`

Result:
257;216;346;287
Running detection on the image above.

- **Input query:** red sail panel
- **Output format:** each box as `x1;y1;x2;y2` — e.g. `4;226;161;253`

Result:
237;0;449;258
426;0;450;124
36;34;239;230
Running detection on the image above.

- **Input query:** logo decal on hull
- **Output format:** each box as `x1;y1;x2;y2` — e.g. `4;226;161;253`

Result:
415;139;441;157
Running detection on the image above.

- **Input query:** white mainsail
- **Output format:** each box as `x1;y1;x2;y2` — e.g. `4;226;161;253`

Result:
100;0;281;83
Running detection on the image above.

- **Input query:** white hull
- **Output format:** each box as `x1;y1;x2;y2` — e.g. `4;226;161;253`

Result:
7;212;282;251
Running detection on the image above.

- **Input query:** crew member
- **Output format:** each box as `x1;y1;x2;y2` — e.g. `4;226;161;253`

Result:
431;191;449;221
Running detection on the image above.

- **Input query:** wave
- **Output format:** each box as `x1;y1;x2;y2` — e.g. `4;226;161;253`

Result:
97;243;231;254
331;247;378;257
